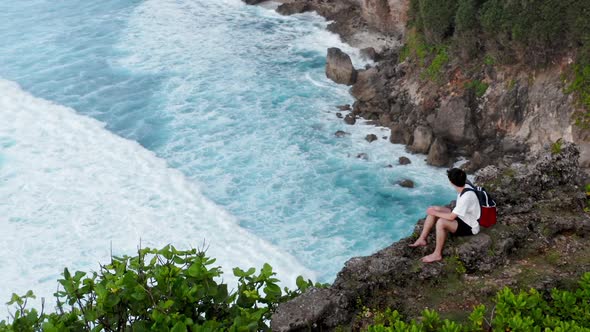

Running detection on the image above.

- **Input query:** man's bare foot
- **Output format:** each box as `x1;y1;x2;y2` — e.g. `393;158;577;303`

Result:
421;253;442;263
409;239;427;247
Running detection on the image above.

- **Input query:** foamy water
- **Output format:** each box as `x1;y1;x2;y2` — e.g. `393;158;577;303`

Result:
0;0;455;305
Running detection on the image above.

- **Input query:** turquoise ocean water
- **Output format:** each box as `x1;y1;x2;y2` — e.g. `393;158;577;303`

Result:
0;0;454;303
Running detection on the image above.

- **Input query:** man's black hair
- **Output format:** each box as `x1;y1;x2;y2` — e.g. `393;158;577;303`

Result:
447;168;466;187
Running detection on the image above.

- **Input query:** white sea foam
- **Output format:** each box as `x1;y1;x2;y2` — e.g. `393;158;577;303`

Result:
0;79;314;306
112;0;455;282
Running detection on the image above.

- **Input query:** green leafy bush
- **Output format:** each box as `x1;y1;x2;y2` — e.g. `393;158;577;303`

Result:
0;245;324;332
414;0;459;44
364;272;590;331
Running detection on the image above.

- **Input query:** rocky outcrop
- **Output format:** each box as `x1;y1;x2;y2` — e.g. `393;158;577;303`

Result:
426;137;449;167
326;48;357;86
355;0;410;36
275;1;310;15
271;144;590;331
273;0;590;171
350;68;380;101
408;126;433;154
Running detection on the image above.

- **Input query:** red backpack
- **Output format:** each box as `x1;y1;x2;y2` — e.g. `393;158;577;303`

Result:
461;181;497;228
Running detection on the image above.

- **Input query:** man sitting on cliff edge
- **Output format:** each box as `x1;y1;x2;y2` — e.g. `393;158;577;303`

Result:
409;168;480;263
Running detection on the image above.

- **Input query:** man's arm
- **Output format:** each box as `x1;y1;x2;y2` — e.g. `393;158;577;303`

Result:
426;206;455;220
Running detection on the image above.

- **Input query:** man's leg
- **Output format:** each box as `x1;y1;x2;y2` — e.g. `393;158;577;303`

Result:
421;218;458;263
409;206;451;247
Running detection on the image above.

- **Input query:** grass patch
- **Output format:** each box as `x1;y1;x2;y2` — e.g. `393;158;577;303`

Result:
465;79;489;97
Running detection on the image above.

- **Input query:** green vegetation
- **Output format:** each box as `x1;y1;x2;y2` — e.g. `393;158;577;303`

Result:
0;245;324;332
406;0;590;110
399;29;430;65
567;64;590;127
365;272;590;331
464;80;489;98
551;138;563;155
422;47;449;82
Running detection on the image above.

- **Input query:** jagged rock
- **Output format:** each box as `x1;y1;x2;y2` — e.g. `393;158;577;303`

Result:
455;233;492;272
358;0;409;36
344;114;356;125
389;124;410;145
399;156;411;165
335;130;350;138
337;104;351;111
365;134;378;142
462;151;485;173
326;48;357;85
357;153;369;160
350;68;379;101
271;288;335;332
427;138;450;167
409;126;433;154
379;113;392;127
433;97;477;145
398;179;414;188
360;47;378;61
276;2;311;15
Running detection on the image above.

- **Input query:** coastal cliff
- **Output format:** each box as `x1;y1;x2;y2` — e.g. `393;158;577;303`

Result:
272;0;590;171
240;0;590;330
271;143;590;331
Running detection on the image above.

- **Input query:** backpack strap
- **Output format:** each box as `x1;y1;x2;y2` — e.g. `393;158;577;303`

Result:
460;187;475;197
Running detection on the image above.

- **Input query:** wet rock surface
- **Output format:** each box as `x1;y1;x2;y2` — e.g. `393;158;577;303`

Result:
326;48;357;86
398;156;411;165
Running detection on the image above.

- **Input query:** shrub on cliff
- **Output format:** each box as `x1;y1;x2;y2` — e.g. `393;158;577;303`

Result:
413;0;459;44
365;272;590;331
406;0;590;109
0;245;321;332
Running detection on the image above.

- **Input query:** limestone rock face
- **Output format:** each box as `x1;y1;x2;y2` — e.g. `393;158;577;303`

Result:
427;138;450;167
356;0;410;36
326;48;357;86
434;97;477;145
389;124;411;145
409;126;433;154
350;68;379;101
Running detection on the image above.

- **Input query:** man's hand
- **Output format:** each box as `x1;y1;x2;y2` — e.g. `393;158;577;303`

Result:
426;206;438;215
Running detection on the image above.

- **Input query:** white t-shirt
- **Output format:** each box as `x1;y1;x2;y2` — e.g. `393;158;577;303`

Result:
453;189;481;234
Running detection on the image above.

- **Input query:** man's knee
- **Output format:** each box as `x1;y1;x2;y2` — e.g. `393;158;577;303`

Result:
436;219;452;230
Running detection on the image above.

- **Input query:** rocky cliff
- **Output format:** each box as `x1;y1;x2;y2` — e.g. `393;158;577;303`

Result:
269;0;590;171
271;143;590;331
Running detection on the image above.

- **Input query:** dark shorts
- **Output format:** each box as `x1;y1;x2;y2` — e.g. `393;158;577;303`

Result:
452;217;474;237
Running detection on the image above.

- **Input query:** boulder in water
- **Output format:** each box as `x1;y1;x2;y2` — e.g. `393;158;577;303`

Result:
399;156;411;165
398;179;415;188
365;134;378;143
409;126;433;154
335;130;350;138
427;138;450;167
326;48;357;85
